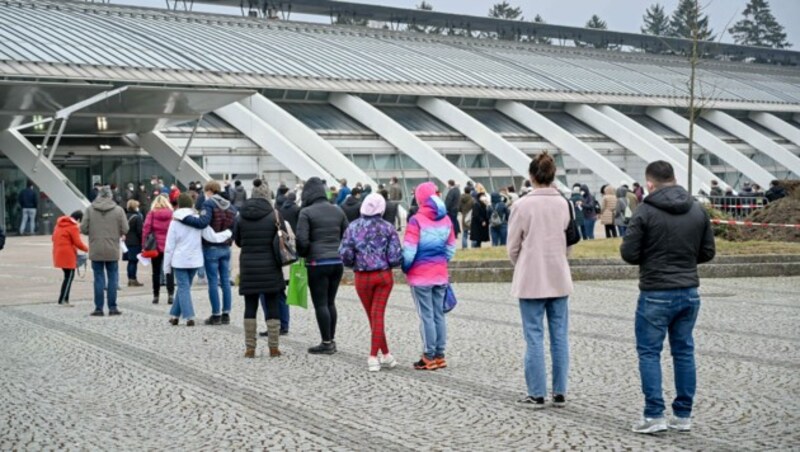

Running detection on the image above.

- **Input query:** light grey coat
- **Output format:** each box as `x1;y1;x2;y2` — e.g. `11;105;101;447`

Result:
81;196;128;261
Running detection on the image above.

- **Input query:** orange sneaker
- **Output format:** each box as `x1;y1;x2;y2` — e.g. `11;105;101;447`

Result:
413;355;439;370
434;356;447;369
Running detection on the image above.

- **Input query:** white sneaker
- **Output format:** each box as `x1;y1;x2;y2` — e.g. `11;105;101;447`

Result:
368;356;381;372
380;353;398;369
668;416;692;432
632;417;667;434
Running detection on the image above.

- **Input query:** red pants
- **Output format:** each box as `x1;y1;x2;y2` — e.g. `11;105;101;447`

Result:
354;270;394;356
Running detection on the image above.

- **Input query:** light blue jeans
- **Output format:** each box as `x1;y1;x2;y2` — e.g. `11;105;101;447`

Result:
170;268;198;320
519;297;570;398
203;246;232;315
636;288;700;418
92;261;119;312
20;208;36;234
411;285;447;358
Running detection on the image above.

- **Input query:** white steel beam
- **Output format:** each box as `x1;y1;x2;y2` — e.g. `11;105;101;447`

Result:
702;110;800;178
572;104;709;194
646;107;775;188
215;102;336;183
329;93;469;187
496;100;634;187
136;131;213;186
242;94;377;187
418;97;569;192
749;112;800;153
0;129;89;215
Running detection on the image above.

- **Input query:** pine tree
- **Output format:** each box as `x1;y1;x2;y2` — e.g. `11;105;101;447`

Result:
488;1;523;20
669;0;714;41
575;14;611;49
729;0;791;48
530;14;552;45
641;3;671;36
334;13;368;27
408;1;442;34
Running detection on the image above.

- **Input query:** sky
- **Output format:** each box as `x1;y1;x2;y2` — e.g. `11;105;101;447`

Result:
119;0;800;46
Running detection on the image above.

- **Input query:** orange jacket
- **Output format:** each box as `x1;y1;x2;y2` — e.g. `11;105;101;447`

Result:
52;216;88;269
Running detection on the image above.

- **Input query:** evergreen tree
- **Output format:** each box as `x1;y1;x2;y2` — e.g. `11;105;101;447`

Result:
408;1;442;34
530;14;552;45
669;0;714;41
488;1;523;20
334;13;368;27
729;0;791;48
575;14;611;49
641;3;671;36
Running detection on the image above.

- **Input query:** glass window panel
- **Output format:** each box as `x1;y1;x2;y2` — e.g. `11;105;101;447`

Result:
464;154;486;169
374;154;398;170
351;154;375;170
445;154;463;167
399;154;422;170
487;154;508;168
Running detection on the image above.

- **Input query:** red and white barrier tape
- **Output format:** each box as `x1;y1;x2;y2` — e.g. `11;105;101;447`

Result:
710;218;800;229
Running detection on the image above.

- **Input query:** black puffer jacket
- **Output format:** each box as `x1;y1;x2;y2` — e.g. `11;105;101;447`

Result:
296;178;349;262
125;211;144;248
341;196;362;223
278;200;300;233
621;185;715;291
234;198;284;295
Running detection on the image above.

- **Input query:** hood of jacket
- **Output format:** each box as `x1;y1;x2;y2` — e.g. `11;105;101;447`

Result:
172;208;196;221
644;185;693;215
302;177;328;206
490;192;502;204
414;182;447;221
343;195;361;208
209;194;232;210
240;197;273;221
580;184;594;203
91;196;117;212
616;186;628;199
57;216;78;228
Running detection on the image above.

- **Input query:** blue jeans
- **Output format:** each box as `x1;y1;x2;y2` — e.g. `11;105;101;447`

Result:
170;268;198;320
635;288;701;419
411;285;447;358
92;261;119;312
461;229;470;249
261;290;290;331
618;225;627;237
203;246;232;315
20;208;36;234
126;246;141;280
583;218;596;240
490;224;507;246
519;297;569;398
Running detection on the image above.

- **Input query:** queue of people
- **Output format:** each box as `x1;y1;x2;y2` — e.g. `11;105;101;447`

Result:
45;157;717;435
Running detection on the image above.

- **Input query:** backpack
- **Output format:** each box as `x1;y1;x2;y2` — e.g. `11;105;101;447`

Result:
489;204;503;228
463;210;472;229
209;205;236;245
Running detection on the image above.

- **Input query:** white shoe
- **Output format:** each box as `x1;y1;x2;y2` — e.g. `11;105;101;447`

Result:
632;417;667;434
368;356;381;372
380;353;398;369
668;416;692;432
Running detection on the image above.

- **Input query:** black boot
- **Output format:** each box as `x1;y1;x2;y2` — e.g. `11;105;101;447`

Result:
308;342;336;355
221;313;230;325
204;315;222;325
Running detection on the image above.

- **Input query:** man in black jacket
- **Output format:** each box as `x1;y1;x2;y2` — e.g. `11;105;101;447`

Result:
621;161;715;435
340;187;363;223
444;179;461;238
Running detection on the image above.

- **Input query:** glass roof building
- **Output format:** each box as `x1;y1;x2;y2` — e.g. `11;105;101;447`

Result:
1;0;799;228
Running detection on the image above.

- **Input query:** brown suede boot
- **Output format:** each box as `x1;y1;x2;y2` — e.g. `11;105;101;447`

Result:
267;319;281;357
244;319;257;358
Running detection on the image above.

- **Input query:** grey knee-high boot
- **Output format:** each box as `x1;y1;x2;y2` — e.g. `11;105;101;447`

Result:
267;319;281;357
244;319;257;358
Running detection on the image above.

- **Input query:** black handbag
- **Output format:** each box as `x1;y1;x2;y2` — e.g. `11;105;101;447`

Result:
273;209;298;267
565;198;582;247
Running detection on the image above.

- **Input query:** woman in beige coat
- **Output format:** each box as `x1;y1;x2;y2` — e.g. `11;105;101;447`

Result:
507;152;573;409
600;185;618;238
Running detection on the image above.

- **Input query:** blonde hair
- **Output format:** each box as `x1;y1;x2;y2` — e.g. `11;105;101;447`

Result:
126;199;140;211
150;194;173;211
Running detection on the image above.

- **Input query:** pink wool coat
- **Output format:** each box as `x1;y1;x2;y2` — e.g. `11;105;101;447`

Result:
507;187;574;299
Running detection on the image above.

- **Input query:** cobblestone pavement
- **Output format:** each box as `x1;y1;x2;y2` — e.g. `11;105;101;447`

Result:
0;237;798;450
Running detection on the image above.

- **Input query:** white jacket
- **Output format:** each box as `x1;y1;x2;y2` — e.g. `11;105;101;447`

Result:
163;208;232;273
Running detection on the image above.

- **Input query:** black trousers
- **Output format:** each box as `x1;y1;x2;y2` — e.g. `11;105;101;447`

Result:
244;293;279;320
307;264;344;342
604;224;618;238
58;268;76;304
150;254;174;298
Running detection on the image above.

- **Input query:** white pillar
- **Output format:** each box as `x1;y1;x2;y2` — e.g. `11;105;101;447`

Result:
702;110;800;178
137;131;212;187
329;93;470;187
496;100;634;187
241;94;377;187
748;112;800;154
0;129;89;215
646;107;775;189
577;104;711;194
215;102;336;183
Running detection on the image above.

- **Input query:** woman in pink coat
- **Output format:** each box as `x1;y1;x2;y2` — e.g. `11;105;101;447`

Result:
507;152;573;409
142;194;174;304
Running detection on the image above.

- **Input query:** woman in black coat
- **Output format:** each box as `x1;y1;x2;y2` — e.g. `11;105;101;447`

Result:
234;180;286;358
470;192;490;248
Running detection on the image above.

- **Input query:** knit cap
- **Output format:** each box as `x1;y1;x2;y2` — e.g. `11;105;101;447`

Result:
360;193;386;217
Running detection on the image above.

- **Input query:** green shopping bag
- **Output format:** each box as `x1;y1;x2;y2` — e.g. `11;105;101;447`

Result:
286;259;308;309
